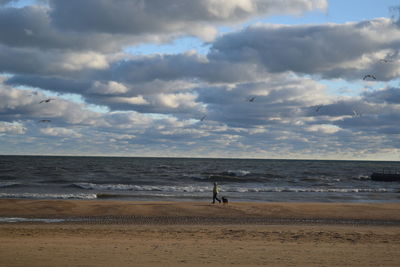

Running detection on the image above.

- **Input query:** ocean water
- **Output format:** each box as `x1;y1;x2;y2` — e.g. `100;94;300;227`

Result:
0;156;399;203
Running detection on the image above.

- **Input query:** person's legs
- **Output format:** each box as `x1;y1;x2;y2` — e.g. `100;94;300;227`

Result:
212;193;219;203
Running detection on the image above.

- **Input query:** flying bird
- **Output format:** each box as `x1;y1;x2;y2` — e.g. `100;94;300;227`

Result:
39;98;55;103
38;119;51;123
200;115;207;122
352;110;362;117
315;105;323;112
247;97;256;102
27;91;38;97
363;74;376;81
379;59;393;63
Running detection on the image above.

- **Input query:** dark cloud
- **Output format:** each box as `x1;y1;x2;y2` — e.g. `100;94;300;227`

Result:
49;0;326;38
0;0;15;5
6;75;91;95
363;87;400;104
0;44;110;76
112;52;263;84
209;19;400;80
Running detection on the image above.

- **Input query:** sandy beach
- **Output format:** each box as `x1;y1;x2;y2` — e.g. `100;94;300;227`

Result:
0;199;399;266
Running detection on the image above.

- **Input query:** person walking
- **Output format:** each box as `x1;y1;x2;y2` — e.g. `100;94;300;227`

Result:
212;182;221;204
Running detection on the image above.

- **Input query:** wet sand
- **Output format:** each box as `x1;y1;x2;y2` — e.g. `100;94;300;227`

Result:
0;199;399;266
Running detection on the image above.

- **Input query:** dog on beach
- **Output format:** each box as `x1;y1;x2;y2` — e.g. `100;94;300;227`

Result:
221;196;228;204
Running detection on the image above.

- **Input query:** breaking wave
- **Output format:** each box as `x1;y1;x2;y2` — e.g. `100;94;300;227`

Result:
0;182;20;188
71;182;395;194
0;192;97;200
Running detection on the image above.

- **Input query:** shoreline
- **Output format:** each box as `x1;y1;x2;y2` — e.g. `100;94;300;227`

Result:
1;199;400;266
0;199;400;221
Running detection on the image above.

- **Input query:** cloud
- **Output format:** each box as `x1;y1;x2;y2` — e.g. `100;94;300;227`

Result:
40;127;82;138
196;75;330;127
0;80;103;124
0;121;26;134
363;87;400;104
0;45;109;76
209;18;400;80
2;1;400;159
0;0;327;55
0;0;13;5
306;124;341;134
111;52;263;84
49;0;326;40
88;81;129;95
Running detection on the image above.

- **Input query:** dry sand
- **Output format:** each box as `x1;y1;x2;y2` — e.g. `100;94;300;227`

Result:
0;199;399;266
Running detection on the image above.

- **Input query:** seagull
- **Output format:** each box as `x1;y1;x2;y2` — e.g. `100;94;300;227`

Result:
39;98;55;104
363;74;376;81
352;110;362;117
200;115;207;122
27;91;38;97
38;119;51;123
379;59;393;63
247;97;256;102
315;105;323;112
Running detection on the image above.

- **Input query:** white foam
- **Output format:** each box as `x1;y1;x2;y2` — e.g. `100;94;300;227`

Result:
73;183;211;193
227;170;251;176
72;183;394;194
0;193;97;200
234;187;393;193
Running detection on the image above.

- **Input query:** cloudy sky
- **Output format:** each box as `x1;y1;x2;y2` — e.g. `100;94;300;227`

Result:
1;0;400;160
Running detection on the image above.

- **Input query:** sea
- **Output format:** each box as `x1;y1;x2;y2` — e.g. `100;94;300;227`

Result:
0;155;399;203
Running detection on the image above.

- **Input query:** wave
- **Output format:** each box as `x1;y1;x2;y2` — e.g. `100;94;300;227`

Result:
0;175;17;180
353;175;371;180
39;179;72;184
241;187;395;193
72;182;210;193
0;182;21;188
0;192;97;200
70;182;396;194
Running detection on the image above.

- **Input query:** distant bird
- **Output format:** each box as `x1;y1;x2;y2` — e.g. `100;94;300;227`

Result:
315;105;323;112
363;74;376;81
352;110;362;117
379;59;393;63
39;98;55;103
247;97;256;102
200;115;207;122
27;91;38;97
38;119;51;123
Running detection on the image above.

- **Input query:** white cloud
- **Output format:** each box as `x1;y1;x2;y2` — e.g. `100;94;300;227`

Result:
108;96;149;105
0;121;26;134
153;93;198;109
59;52;109;71
306;124;341;134
88;81;129;95
40;127;82;138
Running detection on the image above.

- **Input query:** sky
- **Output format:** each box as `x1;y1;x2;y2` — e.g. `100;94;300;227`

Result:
1;0;400;160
